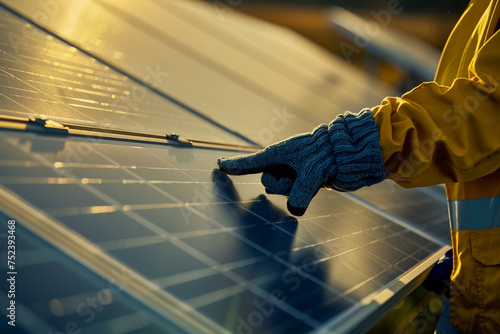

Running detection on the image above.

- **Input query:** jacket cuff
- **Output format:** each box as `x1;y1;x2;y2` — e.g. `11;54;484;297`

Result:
326;109;387;191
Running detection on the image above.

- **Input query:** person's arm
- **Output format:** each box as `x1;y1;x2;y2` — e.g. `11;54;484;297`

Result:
373;39;500;188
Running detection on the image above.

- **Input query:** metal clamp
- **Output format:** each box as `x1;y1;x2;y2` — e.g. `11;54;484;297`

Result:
29;117;69;135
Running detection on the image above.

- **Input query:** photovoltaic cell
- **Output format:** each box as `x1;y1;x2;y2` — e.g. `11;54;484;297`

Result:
0;0;395;146
0;9;247;145
354;183;450;244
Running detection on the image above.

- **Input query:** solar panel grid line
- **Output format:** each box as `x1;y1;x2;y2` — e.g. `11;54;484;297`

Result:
0;159;44;167
1;49;110;83
44;205;117;217
300;229;422;271
315;246;448;334
351;188;451;245
0;58;117;123
94;0;343;116
153;257;269;290
43;200;261;218
0;184;225;334
0;130;445;332
0;3;258;146
0;177;213;185
169;222;270;240
0;88;34;112
141;146;416;303
0;62;151;126
10;57;118;88
279;237;421;301
150;0;392;110
0;46;105;77
0;74;40;95
184;274;278;311
0;295;60;334
0;0;326;148
0;134;330;330
0;129;438;330
356;193;451;245
0;13;250;146
340;192;448;247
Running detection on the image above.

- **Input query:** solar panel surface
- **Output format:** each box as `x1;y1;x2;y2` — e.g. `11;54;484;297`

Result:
0;212;179;334
0;129;446;334
0;9;248;145
0;2;450;334
0;0;395;146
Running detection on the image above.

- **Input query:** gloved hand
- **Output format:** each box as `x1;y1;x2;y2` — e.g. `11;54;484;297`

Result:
423;248;453;298
218;109;387;216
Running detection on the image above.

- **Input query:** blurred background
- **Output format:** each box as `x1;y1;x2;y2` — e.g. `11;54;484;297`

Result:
209;0;470;89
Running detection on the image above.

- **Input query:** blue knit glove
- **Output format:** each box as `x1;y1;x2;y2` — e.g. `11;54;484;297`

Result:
218;109;386;216
423;249;453;298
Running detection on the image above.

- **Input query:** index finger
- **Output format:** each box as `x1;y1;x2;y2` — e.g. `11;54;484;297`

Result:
217;148;276;175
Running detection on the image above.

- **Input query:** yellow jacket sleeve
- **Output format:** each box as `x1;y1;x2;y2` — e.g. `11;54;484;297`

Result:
371;32;500;188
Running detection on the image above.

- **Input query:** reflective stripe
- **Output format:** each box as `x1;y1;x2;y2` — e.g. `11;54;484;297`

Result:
448;196;500;231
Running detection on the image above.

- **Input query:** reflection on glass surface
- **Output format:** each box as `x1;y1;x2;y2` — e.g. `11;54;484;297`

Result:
0;9;247;145
354;182;450;244
0;131;444;333
1;0;396;147
0;2;448;333
0;214;184;334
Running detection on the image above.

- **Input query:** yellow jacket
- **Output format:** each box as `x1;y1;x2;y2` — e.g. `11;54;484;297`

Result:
371;1;500;332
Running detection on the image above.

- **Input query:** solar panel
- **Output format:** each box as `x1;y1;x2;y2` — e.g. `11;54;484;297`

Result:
0;9;250;145
0;0;394;146
0;2;450;334
0;129;446;334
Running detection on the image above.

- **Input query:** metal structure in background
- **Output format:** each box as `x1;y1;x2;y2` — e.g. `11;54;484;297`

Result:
0;1;449;333
326;6;442;93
